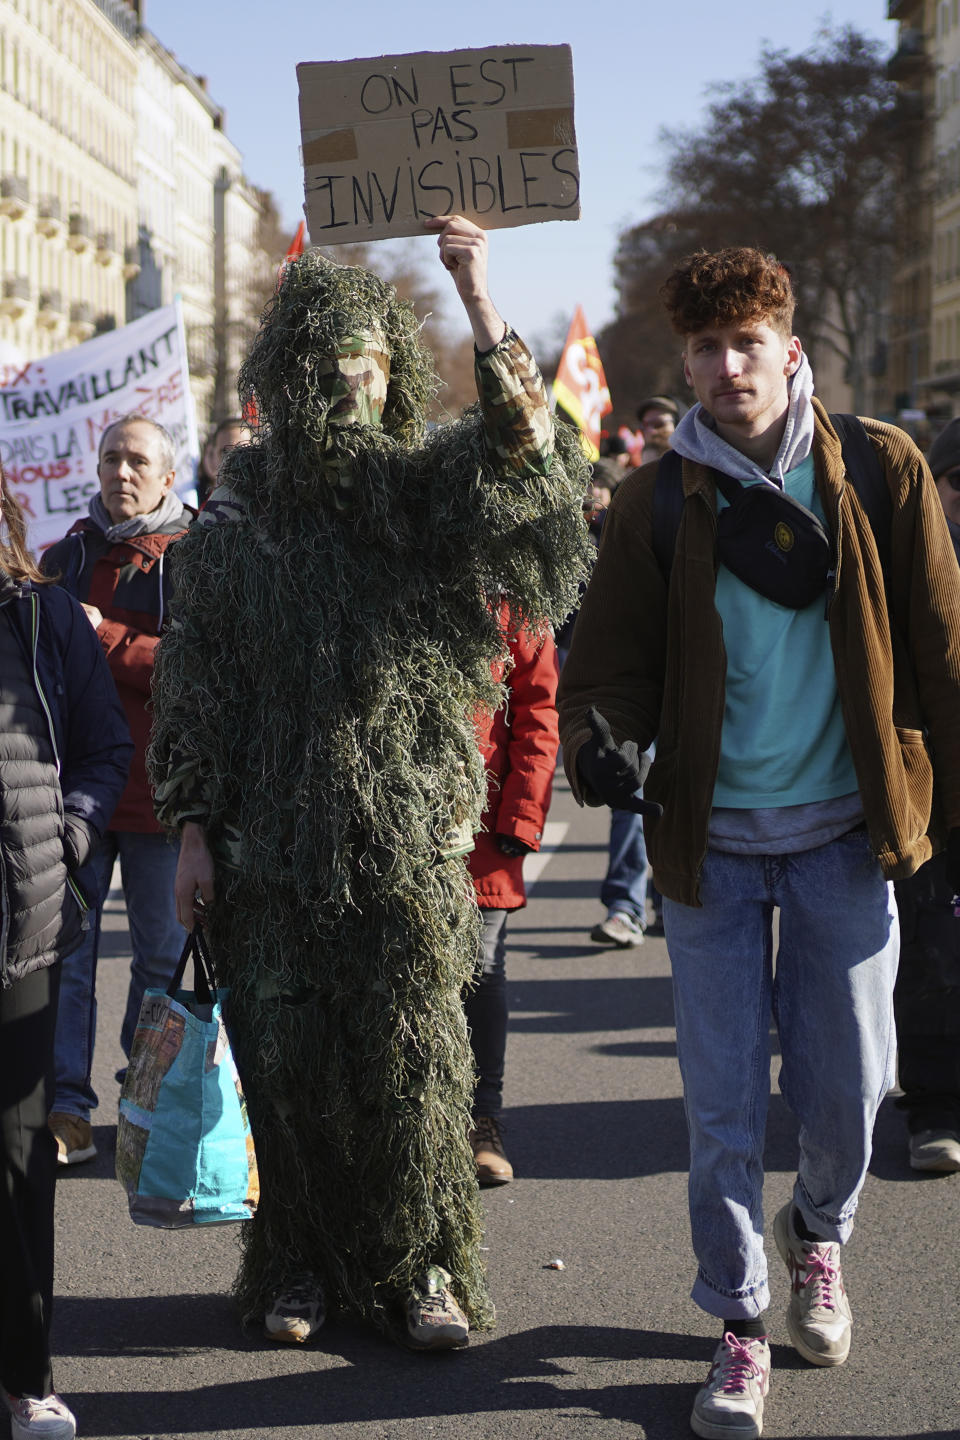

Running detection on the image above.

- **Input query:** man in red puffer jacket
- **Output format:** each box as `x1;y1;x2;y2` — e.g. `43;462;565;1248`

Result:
465;616;559;1184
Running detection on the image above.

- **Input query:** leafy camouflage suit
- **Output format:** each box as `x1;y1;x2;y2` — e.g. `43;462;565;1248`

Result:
149;253;589;1339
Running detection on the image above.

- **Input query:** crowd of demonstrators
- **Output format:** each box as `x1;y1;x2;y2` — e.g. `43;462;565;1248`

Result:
465;614;559;1186
11;222;960;1440
892;417;960;1174
559;246;960;1439
41;417;193;1169
196;416;253;507
147;215;588;1354
0;477;131;1440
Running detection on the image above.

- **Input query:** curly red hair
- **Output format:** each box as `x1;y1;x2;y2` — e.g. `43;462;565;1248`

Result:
661;247;795;338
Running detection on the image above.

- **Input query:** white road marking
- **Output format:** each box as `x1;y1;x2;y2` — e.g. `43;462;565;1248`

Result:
523;821;569;893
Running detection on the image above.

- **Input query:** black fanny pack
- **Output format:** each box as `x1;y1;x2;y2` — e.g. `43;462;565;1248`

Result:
712;469;833;609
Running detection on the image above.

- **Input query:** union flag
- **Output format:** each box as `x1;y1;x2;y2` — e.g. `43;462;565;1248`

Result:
551;306;612;460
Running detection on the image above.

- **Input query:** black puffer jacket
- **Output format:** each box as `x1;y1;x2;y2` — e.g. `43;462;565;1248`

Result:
0;574;132;987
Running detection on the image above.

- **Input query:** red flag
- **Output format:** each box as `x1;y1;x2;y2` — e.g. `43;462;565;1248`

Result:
276;220;307;287
551;306;612;460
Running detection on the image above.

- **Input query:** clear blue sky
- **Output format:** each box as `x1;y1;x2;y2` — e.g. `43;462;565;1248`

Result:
147;1;896;350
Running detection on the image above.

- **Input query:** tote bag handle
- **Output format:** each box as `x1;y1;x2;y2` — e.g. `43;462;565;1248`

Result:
166;927;217;1004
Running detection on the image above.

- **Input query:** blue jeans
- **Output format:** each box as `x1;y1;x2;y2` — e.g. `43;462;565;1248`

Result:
463;909;508;1117
663;826;899;1320
54;830;185;1119
601;808;649;922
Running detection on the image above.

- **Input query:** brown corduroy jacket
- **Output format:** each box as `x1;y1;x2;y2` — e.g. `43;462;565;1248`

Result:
557;400;960;906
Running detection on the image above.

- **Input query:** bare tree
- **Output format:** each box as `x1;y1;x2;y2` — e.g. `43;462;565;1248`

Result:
605;25;903;416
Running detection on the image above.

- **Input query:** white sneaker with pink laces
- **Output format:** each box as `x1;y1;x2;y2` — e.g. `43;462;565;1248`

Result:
690;1332;770;1439
773;1202;852;1366
2;1390;76;1440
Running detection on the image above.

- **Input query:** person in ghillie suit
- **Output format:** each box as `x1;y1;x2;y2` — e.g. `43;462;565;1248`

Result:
148;215;591;1350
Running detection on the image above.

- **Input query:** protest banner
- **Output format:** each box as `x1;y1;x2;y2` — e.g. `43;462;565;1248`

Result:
0;300;198;553
552;306;612;461
298;44;580;244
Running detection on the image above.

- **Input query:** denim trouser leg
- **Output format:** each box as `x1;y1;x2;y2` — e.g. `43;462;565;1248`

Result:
600;808;649;922
663;827;899;1321
117;830;186;1058
53;838;116;1118
464;909;509;1117
54;831;186;1115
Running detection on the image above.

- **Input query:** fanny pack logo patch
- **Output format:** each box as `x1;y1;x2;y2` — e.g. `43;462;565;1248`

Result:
774;521;795;552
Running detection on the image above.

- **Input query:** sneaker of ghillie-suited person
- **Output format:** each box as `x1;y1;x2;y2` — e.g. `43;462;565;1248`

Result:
469;1114;514;1185
264;1273;326;1344
404;1266;469;1350
47;1112;97;1167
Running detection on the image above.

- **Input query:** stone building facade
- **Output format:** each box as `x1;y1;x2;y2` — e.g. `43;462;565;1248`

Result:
0;0;277;424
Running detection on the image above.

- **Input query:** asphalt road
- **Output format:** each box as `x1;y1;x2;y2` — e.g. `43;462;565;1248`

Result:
35;774;959;1440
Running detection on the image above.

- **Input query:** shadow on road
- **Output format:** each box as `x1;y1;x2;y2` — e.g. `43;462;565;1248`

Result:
506;974;676;1033
504;976;785;1063
500;1092;804;1180
52;1316;712;1435
59;1299;949;1439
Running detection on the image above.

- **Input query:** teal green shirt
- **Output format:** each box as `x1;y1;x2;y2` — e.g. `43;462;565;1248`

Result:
712;455;858;808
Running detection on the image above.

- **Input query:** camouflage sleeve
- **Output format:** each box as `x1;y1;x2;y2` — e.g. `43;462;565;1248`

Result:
153;747;243;867
474;329;555;478
152;750;209;831
194;483;246;528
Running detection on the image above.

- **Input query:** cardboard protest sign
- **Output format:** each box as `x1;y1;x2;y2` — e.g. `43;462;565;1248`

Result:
0;301;198;553
298;44;579;243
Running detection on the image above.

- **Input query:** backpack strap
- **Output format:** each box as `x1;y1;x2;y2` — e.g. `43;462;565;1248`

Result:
652;448;685;585
651;417;892;586
828;412;891;584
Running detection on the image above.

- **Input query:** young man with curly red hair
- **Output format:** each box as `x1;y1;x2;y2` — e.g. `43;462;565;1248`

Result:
559;246;960;1438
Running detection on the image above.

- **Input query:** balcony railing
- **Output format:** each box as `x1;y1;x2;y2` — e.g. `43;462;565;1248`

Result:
0;176;30;220
67;213;93;254
37;290;65;327
68;300;95;339
36;195;64;238
95;231;117;265
122;242;141;280
0;274;32;318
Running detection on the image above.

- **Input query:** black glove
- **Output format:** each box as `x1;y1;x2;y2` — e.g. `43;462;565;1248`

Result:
575;707;662;816
946;827;960;894
497;834;534;858
63;814;97;872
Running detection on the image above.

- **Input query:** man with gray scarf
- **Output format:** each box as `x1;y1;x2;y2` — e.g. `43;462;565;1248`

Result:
43;415;192;1169
558;248;960;1438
